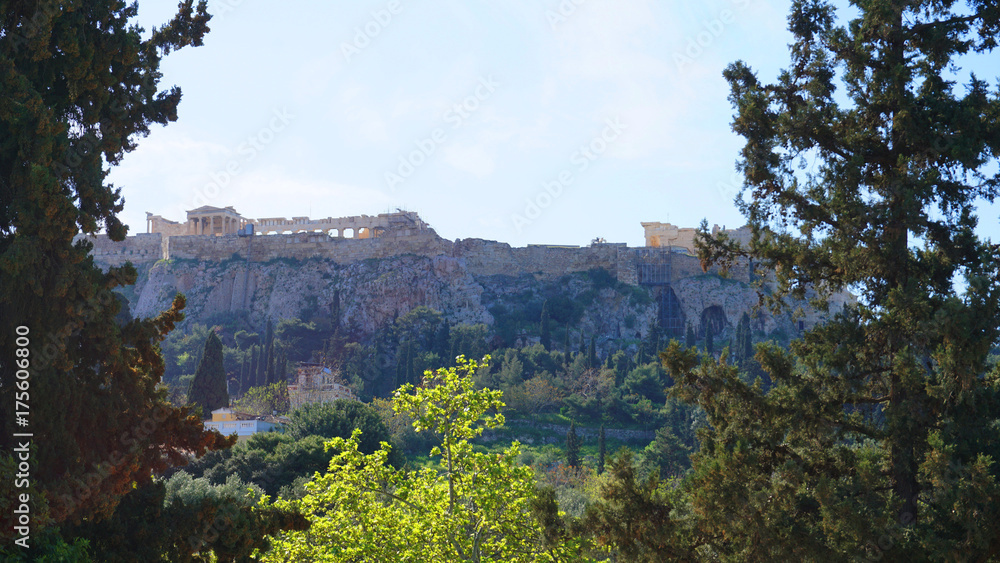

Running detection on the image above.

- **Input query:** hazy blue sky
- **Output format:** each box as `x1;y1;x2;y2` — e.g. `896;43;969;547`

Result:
110;0;998;248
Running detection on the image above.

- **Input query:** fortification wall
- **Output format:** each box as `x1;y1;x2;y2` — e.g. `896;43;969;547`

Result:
166;229;454;264
78;233;165;267
451;239;619;279
76;229;750;285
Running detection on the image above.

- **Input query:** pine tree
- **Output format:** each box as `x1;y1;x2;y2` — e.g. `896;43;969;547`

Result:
663;1;1000;559
0;1;230;528
188;331;229;418
566;422;581;469
540;300;552;351
597;425;607;475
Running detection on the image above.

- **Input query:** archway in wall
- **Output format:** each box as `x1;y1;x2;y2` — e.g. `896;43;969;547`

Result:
700;305;728;338
343;228;354;238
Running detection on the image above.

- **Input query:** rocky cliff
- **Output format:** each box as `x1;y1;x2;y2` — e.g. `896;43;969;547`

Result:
91;226;840;353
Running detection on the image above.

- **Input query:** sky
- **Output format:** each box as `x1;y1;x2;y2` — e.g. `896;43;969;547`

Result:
109;0;999;249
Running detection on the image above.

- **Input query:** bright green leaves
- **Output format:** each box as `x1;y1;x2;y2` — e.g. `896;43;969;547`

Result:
264;356;588;562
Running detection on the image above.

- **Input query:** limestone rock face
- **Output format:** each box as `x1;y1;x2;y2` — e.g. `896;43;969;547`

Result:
131;254;493;336
672;275;775;335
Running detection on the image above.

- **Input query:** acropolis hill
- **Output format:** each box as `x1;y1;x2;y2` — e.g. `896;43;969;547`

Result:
87;206;749;284
78;206;842;346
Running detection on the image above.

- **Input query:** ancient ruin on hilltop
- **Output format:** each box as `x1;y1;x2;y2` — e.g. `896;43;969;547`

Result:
78;207;842;345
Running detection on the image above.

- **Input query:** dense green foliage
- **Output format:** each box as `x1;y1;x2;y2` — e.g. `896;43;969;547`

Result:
63;472;306;562
263;357;589;561
0;0;235;539
670;0;1000;560
176;400;401;497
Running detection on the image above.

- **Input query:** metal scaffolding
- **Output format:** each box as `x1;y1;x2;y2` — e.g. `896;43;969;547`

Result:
635;248;685;336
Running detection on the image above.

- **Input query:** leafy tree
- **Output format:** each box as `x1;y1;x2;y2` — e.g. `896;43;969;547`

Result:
232;382;289;416
671;0;1000;559
450;323;489;360
0;0;233;531
187;331;229;417
275;317;326;363
65;472;307;561
174;432;344;498
395;305;443;350
566;422;582;469
504;376;563;415
233;330;259;350
623;363;667;404
285;400;400;466
263;357;587;561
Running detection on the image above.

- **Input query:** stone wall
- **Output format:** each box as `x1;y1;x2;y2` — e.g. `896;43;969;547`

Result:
79;232;165;267
451;239;620;279
76;229;751;286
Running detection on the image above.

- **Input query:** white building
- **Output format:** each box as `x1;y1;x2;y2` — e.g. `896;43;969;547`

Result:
203;408;284;443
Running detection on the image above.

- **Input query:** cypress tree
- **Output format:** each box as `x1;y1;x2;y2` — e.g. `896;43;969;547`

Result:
435;320;451;358
597;425;607;475
613;351;629;388
685;323;697;348
540;300;552;351
563;326;571;366
266;348;276;385
240;355;249;394
188;331;229;417
250;346;260;388
734;311;752;368
0;0;229;527
566;422;581;469
704;328;714;357
587;335;597;368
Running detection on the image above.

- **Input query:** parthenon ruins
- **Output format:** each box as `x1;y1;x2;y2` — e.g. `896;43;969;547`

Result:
146;207;429;239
